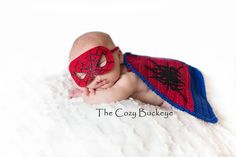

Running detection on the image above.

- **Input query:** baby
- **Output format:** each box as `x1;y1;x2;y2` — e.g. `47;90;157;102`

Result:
68;31;164;106
68;31;218;123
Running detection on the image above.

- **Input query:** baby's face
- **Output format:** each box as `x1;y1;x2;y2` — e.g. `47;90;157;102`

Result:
69;46;122;90
86;51;121;90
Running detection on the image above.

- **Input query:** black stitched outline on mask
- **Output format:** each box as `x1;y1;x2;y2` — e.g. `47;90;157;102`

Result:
73;47;114;85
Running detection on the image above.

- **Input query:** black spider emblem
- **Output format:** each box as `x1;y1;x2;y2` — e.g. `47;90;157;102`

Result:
145;58;187;103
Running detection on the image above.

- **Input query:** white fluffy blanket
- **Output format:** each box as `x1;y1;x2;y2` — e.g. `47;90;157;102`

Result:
1;72;234;157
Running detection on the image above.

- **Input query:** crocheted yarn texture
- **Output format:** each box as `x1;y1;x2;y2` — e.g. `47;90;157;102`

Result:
124;52;218;123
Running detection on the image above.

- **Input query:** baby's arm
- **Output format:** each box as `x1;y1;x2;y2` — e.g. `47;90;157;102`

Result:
82;73;138;104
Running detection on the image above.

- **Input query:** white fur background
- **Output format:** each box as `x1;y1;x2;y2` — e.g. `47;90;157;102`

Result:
0;0;236;156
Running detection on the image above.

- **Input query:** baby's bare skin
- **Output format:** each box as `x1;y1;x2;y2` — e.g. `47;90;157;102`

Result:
69;31;164;106
121;65;164;106
74;64;164;106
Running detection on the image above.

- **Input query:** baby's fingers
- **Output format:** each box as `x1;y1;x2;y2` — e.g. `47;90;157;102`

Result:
88;88;96;95
68;88;83;99
83;88;89;96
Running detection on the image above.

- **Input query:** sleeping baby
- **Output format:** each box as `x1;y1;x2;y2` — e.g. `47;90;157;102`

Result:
69;31;164;106
68;31;218;123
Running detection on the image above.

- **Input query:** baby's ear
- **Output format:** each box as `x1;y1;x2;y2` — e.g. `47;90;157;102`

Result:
118;50;123;64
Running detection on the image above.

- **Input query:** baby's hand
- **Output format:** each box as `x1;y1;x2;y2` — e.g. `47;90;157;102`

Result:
68;83;108;99
68;88;90;99
88;88;96;95
68;88;82;99
81;72;138;104
87;88;106;96
87;82;109;96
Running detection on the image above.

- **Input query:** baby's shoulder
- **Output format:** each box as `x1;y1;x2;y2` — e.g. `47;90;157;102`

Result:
127;72;139;81
118;72;139;86
112;72;139;94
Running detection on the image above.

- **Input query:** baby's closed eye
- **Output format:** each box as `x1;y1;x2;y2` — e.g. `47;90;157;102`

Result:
76;72;86;79
98;55;107;67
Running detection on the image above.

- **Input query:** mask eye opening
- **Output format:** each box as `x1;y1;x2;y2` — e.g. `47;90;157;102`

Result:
98;54;107;67
76;72;87;80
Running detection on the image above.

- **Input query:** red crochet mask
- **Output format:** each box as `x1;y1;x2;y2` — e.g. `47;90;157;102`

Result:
69;46;119;87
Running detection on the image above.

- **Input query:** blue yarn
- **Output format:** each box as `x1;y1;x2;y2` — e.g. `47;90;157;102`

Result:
188;66;218;123
123;52;218;123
